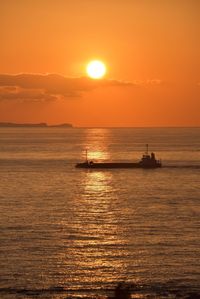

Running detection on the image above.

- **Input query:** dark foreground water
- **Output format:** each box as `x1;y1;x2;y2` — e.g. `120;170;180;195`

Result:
0;127;200;298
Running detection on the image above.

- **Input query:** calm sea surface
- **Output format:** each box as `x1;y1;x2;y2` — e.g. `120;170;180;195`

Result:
0;127;200;298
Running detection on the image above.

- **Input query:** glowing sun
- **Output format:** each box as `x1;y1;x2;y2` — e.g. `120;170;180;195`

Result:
86;60;106;79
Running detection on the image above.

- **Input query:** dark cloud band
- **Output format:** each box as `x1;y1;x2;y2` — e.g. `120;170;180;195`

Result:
0;73;162;102
0;73;132;101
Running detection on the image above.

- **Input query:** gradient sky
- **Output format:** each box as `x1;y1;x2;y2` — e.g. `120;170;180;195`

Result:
0;0;199;127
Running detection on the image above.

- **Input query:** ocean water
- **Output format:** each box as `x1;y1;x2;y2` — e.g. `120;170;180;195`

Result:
0;127;199;299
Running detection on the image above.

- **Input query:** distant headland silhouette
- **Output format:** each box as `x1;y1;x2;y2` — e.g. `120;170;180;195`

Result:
0;122;73;128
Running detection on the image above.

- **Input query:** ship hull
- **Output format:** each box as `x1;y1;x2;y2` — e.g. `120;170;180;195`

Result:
76;162;161;169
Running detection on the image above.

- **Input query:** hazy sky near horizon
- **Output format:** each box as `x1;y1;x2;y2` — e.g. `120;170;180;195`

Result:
0;0;200;126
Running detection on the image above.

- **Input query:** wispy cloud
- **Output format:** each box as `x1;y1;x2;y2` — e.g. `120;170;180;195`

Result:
146;79;163;85
0;73;162;102
0;86;58;102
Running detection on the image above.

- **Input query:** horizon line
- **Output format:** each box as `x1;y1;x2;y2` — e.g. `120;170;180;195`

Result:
0;123;200;129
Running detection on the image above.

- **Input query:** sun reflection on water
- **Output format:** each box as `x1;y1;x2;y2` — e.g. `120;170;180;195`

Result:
66;169;138;290
83;170;113;195
58;129;142;292
81;128;111;161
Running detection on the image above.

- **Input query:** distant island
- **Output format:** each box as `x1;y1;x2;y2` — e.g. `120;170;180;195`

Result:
0;122;73;128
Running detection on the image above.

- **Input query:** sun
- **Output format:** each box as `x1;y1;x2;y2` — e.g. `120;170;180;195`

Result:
86;60;106;79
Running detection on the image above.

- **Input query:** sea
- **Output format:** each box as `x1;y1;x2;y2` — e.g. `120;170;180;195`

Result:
0;127;199;299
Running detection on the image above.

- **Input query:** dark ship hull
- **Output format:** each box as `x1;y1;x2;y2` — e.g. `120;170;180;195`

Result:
76;161;161;169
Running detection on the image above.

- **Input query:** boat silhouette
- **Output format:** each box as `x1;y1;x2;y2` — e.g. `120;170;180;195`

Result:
76;144;162;169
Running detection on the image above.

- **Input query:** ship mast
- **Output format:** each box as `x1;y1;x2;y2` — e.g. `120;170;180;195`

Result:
146;144;149;155
85;149;88;162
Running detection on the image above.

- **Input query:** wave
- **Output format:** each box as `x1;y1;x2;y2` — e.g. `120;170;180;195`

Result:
163;165;200;169
1;282;199;298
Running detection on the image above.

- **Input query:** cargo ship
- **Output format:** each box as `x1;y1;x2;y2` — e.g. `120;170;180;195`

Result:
75;145;162;169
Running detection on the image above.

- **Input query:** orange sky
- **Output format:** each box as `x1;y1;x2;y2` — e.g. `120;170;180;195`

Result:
0;0;199;127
